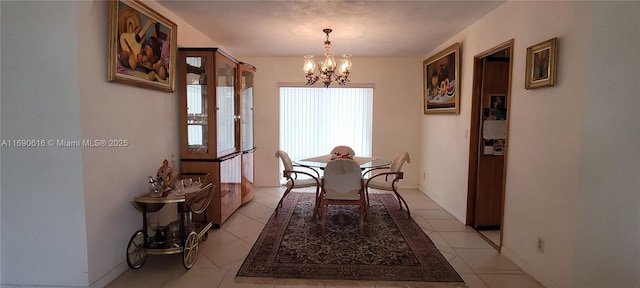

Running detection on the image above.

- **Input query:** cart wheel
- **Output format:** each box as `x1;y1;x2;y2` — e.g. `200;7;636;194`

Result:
202;231;209;241
126;230;147;269
182;231;199;269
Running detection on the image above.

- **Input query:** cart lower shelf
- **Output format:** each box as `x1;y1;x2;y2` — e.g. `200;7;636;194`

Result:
126;220;211;269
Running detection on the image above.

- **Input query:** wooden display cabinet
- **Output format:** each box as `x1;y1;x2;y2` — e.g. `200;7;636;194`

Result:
177;48;255;226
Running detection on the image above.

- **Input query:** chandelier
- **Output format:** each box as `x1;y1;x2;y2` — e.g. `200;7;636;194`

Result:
303;28;352;87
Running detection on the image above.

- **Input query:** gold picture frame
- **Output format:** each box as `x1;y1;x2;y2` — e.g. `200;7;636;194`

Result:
423;42;460;114
525;37;557;89
108;0;177;92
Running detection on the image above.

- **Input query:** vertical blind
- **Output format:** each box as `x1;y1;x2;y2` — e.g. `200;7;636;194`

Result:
216;86;235;155
186;83;204;146
279;86;374;166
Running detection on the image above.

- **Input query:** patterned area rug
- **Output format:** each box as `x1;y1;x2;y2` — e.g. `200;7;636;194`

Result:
236;192;464;284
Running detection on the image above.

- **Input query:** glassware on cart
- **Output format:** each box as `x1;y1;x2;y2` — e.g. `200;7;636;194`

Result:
148;213;165;248
166;220;181;248
192;177;201;188
182;211;193;234
154;226;167;248
148;176;163;197
183;178;193;189
149;222;159;238
174;179;185;195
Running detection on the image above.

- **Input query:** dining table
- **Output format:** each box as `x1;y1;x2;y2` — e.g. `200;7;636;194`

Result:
294;155;391;170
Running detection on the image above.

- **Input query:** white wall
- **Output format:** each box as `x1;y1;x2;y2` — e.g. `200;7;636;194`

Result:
78;1;177;285
1;0;220;286
1;1;88;286
242;56;423;189
0;1;3;284
574;2;640;287
420;1;640;287
2;1;637;287
77;1;220;286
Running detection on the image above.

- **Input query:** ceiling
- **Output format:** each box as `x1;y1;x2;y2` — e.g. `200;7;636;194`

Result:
155;0;506;57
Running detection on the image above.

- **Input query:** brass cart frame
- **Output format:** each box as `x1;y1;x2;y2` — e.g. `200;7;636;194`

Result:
126;183;214;269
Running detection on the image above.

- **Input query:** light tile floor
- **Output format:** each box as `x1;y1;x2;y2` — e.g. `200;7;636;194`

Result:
478;230;501;247
107;187;545;288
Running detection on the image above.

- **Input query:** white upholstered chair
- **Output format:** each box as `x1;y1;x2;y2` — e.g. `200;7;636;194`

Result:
275;150;321;217
319;159;367;234
330;145;356;157
363;152;411;215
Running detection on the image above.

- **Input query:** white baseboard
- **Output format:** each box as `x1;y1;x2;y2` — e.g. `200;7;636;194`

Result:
418;185;465;223
398;183;419;190
256;182;283;187
419;185;558;287
89;261;128;288
501;246;558;288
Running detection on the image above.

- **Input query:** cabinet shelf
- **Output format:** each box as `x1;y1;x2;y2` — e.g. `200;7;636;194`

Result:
186;64;205;75
187;114;208;125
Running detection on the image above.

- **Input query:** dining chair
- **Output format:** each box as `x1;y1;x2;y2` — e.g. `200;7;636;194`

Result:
275;150;321;217
330;145;356;157
363;152;411;215
319;159;367;235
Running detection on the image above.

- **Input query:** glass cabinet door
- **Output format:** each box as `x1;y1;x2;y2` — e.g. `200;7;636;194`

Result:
215;54;237;157
239;64;255;151
179;48;244;161
185;55;209;155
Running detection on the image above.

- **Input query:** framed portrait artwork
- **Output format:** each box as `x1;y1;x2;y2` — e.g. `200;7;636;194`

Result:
108;0;177;92
485;95;507;120
525;37;557;89
423;42;460;114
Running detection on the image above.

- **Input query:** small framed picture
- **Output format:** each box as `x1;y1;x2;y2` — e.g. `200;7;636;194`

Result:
108;0;177;92
525;37;557;89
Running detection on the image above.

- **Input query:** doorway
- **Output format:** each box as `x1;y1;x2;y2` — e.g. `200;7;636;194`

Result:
466;40;513;250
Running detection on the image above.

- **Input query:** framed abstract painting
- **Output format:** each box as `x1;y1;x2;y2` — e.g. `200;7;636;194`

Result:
108;0;177;92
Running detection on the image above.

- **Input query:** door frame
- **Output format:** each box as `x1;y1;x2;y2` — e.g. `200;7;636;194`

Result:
466;39;514;251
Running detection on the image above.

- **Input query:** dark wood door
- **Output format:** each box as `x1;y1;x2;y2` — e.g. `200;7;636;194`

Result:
474;58;509;228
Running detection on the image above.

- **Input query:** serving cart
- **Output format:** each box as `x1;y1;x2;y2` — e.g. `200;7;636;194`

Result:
126;183;214;269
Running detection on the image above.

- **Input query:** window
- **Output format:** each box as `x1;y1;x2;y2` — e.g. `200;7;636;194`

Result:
279;86;373;164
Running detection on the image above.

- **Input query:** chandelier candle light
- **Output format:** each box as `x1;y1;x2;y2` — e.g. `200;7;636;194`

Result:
303;28;352;87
